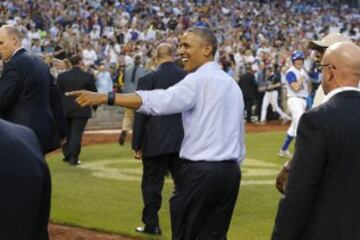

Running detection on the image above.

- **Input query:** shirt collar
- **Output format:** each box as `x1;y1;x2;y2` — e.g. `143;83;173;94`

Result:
322;86;360;104
195;61;220;73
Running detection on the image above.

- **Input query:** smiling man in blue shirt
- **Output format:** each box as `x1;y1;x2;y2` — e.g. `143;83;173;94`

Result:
67;27;245;240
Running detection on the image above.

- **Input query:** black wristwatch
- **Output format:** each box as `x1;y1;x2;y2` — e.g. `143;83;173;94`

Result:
107;92;116;106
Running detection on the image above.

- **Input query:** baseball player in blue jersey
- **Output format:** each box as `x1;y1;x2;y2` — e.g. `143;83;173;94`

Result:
279;51;309;158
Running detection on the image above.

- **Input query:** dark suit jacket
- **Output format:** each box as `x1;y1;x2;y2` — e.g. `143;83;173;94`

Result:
239;72;257;99
0;119;51;240
132;62;186;158
272;90;360;240
0;48;65;153
57;67;97;118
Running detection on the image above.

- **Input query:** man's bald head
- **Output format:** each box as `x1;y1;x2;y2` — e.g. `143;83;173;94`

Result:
0;25;22;61
321;42;360;93
155;43;175;64
0;25;22;42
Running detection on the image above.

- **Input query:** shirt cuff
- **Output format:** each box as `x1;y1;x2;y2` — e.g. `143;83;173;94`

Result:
136;90;149;114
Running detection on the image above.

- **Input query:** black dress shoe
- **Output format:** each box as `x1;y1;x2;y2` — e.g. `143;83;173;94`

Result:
135;226;161;235
118;131;127;146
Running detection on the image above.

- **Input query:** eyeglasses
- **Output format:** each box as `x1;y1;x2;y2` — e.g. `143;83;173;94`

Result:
317;63;336;72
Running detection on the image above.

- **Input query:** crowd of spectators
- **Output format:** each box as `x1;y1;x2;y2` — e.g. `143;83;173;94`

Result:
0;0;359;122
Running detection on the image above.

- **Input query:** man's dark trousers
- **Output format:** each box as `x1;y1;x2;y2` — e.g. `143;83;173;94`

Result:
63;117;88;162
244;97;254;122
170;160;241;240
142;152;183;229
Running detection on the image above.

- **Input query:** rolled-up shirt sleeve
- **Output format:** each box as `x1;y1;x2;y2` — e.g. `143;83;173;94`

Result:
136;75;197;115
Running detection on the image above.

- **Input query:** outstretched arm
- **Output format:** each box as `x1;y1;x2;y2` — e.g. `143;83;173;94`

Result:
67;73;197;115
65;91;143;109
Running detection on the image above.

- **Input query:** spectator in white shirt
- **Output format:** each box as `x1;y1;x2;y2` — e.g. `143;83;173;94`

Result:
82;43;98;67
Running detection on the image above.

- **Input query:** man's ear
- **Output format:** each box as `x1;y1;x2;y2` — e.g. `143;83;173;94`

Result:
154;57;159;65
203;44;212;58
12;36;20;46
328;66;335;82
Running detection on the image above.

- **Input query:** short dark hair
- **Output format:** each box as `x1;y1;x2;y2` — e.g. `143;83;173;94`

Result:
186;27;218;56
134;55;141;65
69;55;82;66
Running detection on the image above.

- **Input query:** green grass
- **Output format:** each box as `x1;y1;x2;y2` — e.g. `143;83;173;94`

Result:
47;131;293;239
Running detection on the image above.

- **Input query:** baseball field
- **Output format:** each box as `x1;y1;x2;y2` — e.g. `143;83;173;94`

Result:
47;128;291;240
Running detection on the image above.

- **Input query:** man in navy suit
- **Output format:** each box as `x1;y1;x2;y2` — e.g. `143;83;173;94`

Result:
0;25;65;154
272;42;360;240
133;43;186;235
58;55;97;165
0;119;51;240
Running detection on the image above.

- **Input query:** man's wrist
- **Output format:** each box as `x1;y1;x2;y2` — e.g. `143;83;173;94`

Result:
99;93;108;105
283;160;291;172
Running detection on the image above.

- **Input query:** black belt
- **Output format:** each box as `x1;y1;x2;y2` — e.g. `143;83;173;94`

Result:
182;159;237;164
290;96;307;100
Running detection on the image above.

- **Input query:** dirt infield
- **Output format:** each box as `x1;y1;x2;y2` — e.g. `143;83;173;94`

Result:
49;224;140;240
49;121;287;239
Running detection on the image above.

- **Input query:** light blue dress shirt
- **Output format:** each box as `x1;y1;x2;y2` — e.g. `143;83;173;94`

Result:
96;71;113;94
137;61;246;165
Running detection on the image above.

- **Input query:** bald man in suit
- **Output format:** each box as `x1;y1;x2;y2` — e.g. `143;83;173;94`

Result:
272;42;360;240
0;25;65;154
132;43;186;235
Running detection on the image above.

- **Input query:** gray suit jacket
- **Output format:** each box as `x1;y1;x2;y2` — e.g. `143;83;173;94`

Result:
123;64;147;93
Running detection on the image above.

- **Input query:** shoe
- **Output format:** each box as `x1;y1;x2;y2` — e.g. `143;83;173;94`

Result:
135;226;161;235
63;158;69;163
69;159;81;166
256;121;266;125
278;149;293;158
281;118;289;125
281;116;291;125
118;131;127;146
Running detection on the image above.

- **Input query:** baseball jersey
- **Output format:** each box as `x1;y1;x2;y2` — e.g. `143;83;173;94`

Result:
285;66;309;98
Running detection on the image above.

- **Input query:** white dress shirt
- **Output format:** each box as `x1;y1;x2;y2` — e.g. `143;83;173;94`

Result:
137;61;246;165
82;49;97;66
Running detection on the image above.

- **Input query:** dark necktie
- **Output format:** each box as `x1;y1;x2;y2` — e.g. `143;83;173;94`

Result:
131;65;138;83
